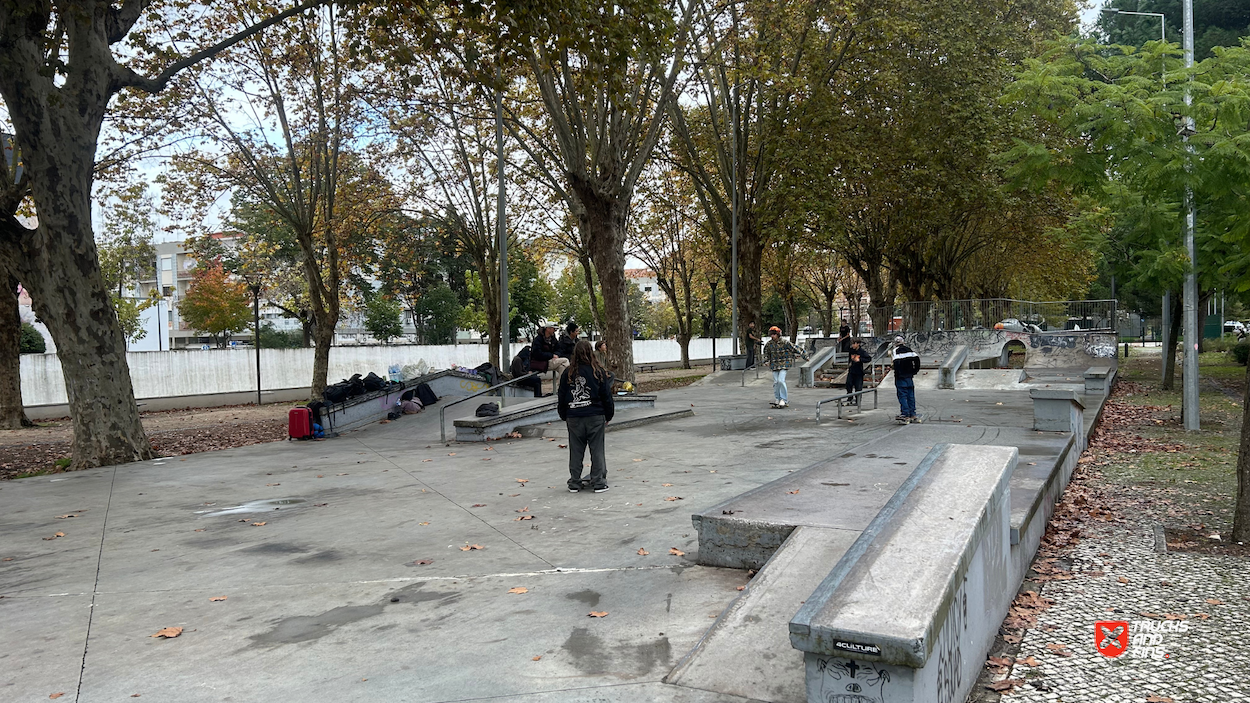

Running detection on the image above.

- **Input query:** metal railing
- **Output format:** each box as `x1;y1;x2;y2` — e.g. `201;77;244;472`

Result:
742;363;762;386
439;372;541;443
815;388;878;422
866;299;1118;335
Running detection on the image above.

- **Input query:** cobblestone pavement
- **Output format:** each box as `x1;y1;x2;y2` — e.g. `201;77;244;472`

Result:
1007;522;1250;702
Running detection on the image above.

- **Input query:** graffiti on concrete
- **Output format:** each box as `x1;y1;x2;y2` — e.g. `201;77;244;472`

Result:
814;657;891;703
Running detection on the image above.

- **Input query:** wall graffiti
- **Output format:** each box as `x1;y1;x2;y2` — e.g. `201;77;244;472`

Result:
814;657;892;703
933;577;969;703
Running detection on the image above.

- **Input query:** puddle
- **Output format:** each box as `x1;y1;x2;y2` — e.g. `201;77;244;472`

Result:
197;498;306;516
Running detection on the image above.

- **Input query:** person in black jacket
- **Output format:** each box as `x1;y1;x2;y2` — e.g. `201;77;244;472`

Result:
530;322;570;376
557;322;581;357
845;339;872;404
558;339;615;493
510;346;544;397
890;335;921;422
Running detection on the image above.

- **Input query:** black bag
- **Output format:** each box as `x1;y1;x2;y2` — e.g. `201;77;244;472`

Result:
387;410;402;420
346;374;366;398
475;402;499;417
415;382;437;406
518;345;532;367
400;389;415;402
323;383;351;404
474;362;499;385
306;400;326;425
363;372;386;392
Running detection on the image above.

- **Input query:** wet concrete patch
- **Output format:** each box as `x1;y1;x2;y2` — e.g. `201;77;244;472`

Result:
198;498;306;517
565;589;601;608
250;604;384;645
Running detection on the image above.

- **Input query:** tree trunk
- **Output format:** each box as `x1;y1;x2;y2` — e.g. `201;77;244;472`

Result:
311;318;334;399
821;290;834;338
1162;293;1182;391
578;253;604;335
0;277;32;429
578;194;634;383
1232;359;1250;543
480;250;501;370
737;219;764;354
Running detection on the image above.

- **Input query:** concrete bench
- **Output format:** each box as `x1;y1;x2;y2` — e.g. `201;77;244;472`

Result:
1083;365;1115;393
937;345;969;389
789;444;1018;703
452;394;656;441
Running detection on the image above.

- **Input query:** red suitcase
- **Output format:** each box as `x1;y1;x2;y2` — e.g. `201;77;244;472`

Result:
288;407;313;440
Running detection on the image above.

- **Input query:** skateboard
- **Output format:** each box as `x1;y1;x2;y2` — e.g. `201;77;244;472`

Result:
894;416;922;425
769;402;791;409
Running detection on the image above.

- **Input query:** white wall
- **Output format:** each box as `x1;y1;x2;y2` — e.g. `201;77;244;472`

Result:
19;338;734;406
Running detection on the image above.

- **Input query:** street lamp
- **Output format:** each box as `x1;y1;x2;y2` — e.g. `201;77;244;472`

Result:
1100;7;1166;45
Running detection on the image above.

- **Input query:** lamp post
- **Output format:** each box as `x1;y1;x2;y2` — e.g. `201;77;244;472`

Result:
1180;0;1199;431
495;70;509;371
250;283;261;406
729;82;739;356
708;276;718;365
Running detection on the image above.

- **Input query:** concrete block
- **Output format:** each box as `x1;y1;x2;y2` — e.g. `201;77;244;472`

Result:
453;395;655;441
789;444;1017;703
937;345;969;389
1030;389;1084;433
1083;365;1115;393
800;346;838;388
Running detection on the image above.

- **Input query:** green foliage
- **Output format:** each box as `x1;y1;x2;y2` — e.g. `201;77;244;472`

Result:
179;262;253;348
507;251;553;338
549;266;604;335
1233;342;1250;366
19;323;45;354
364;296;405;344
413;284;462;344
258;324;304;349
112;294;159;343
1096;0;1250;60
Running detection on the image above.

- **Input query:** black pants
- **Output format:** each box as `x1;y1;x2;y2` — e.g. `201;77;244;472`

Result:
746;341;758;368
846;370;864;403
567;415;607;488
519;376;543;397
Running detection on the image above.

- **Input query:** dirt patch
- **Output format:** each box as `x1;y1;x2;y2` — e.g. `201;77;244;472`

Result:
634;374;708;394
0;403;292;480
1163;526;1250;557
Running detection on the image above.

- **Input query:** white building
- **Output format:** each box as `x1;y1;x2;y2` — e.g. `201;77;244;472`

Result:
625;268;666;304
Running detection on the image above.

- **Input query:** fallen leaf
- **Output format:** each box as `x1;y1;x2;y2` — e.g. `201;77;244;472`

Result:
1145;696;1174;703
1192;612;1210;620
516;478;529;484
471;504;487;508
637;548;649;555
209;596;227;602
448;453;457;456
633;458;643;462
517;506;530;513
1018;656;1040;666
532;655;542;661
986;679;1022;692
150;627;183;639
42;532;65;541
510;493;520;497
588;611;608;618
418;522;430;526
50;694;64;700
379;419;391;424
661;483;672;487
736;585;745;591
1205;598;1224;605
986;656;1014;668
422;459;432;463
460;544;485;551
54;514;77;519
516;515;534;521
251;522;267;527
193;528;206;532
410;559;434;565
508;587;528;594
1117;576;1128;584
557;444;567;449
664;496;683;501
317;474;324;477
266;483;280;486
1;557;12;561
787;490;800;495
669;547;685;556
1163;613;1187;620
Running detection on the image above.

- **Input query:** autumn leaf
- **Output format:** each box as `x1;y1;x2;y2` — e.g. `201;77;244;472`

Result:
1145;696;1174;702
460;544;485;551
471;504;486;508
637;548;649;556
986;656;1013;668
150;627;183;639
532;655;542;661
516;506;529;513
448;452;456;456
1192;612;1210;620
516;478;529;483
508;587;528;594
557;444;567;449
1163;613;1187;620
421;459;432;463
251;522;267;526
1205;598;1224;605
42;532;66;540
209;596;227;602
664;496;682;501
49;694;64;700
418;522;430;526
661;483;672;487
515;515;534;521
1018;656;1040;667
669;547;685;556
986;679;1023;692
588;611;608;618
787;490;800;495
54;514;77;519
1117;576;1128;584
736;585;745;591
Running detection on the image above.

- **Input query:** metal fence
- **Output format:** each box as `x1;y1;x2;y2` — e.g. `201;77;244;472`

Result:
866;299;1118;335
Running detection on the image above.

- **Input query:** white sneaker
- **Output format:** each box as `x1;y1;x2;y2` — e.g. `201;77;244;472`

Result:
778;400;787;408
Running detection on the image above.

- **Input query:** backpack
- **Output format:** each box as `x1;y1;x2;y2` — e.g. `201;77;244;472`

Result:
415;382;438;406
323;383;351;404
519;345;532;367
400;389;415;402
474;362;501;386
363;372;386;392
475;402;499;417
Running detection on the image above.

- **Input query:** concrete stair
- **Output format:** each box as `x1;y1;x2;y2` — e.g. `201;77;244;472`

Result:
666;526;860;702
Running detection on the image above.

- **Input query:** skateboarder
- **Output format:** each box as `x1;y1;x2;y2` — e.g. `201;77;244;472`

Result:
762;326;808;408
891;335;921;422
845;339;872;404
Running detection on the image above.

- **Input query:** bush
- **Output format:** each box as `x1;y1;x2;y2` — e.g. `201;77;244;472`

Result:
19;323;46;353
1233;342;1250;366
258;324;304;349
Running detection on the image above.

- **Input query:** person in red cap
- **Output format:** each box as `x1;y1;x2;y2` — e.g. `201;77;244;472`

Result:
761;326;807;408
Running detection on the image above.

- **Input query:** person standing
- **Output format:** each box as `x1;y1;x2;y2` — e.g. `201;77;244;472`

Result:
762;326;808;408
845;338;872;404
745;321;762;368
838;320;852;353
890;335;921;422
558;340;615;493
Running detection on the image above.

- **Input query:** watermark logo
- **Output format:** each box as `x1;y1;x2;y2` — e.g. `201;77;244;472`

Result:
1094;620;1129;658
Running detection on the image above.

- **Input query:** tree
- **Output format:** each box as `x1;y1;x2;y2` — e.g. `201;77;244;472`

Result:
1097;0;1249;60
633;167;704;367
364;295;404;344
413;284;462;345
19;321;45;353
0;0;328;468
0;279;32;428
179;262;252;348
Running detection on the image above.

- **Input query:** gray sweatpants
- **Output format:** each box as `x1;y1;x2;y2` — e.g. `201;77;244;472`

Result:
567;415;607;487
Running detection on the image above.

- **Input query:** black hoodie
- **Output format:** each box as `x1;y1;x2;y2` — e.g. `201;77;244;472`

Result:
557;364;615;422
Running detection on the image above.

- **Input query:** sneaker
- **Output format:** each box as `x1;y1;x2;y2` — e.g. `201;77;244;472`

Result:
778;400;787;408
593;485;610;493
568;482;581;493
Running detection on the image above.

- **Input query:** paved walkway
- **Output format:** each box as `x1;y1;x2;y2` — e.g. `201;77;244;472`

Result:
0;369;1086;702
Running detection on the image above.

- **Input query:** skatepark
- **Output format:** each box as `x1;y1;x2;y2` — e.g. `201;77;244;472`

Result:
0;330;1115;703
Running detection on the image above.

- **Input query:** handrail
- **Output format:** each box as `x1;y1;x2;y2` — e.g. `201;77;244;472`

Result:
815;388;878;422
440;372;541;443
741;363;762;387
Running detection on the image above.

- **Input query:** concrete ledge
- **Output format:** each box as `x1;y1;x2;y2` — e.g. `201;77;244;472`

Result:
1030;388;1085;433
799;346;838;388
938;345;969;389
453;395;656;441
516;408;694;437
1083;365;1116;394
790;444;1017;703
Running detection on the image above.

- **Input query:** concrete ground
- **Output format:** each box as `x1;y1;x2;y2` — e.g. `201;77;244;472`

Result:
0;368;1071;703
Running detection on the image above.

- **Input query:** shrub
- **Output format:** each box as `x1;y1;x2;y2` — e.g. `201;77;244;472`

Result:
19;323;46;353
1233;342;1250;366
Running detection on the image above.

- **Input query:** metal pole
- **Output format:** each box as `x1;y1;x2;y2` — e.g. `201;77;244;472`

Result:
495;79;509;372
730;82;739;356
1162;291;1171;377
1181;0;1199;431
253;286;262;406
710;280;717;365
